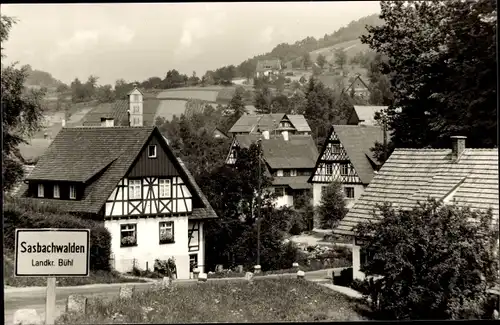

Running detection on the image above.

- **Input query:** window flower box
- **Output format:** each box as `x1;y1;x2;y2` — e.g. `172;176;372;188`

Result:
159;232;174;244
121;236;137;247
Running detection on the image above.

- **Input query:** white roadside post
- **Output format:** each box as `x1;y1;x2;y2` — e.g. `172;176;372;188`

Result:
15;228;90;325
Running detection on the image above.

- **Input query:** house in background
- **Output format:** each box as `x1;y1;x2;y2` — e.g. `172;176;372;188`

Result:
334;136;499;280
227;113;311;137
348;106;387;126
213;128;229;139
255;59;282;78
308;125;385;223
17;121;218;279
343;75;371;99
82;86;160;127
226;131;318;208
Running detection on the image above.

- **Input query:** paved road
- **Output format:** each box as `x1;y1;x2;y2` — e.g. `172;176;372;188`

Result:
4;268;339;325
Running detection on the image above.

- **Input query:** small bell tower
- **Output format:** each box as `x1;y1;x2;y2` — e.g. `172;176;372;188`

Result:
128;83;143;127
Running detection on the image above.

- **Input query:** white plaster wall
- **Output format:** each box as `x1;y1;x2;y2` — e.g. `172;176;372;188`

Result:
312;183;324;207
342;184;366;209
199;221;205;274
105;216;191;279
352;244;365;280
274;194;293;208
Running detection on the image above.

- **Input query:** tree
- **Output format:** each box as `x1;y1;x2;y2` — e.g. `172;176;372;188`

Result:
254;86;273;114
316;53;327;69
334;48;347;70
96;84;115;103
317;181;348;229
302;52;312;70
362;0;497;149
355;200;499;320
2;15;45;192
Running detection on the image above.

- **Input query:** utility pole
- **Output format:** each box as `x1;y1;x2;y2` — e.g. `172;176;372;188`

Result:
257;138;262;267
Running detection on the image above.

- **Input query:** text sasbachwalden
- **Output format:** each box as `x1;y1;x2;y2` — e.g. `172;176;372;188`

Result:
20;242;86;254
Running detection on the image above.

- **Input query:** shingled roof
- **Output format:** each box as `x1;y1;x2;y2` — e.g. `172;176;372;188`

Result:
20;126;217;220
234;133;318;169
334;147;499;236
228;114;311;134
82;98;160;127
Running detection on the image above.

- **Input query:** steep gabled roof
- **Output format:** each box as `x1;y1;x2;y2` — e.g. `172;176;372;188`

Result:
335;148;499;236
234;134;318;169
20;126;217;219
352;106;387;125
344;75;370;93
286;115;312;132
309;125;384;185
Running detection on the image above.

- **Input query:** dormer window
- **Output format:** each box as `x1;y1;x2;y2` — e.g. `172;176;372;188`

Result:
148;145;157;158
53;184;60;198
38;184;44;197
69;185;76;200
277;170;284;177
290;169;297;177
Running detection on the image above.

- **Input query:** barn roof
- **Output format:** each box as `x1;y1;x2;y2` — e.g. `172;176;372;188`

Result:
20;126;217;219
256;59;282;72
82;98;160;127
235;133;318;169
335;148;499;236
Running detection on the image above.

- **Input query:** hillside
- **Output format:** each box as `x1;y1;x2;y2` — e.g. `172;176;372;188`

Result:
24;65;66;90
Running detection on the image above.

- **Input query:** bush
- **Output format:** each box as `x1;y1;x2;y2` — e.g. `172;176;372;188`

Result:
333;267;353;287
3;199;112;271
355;200;499;320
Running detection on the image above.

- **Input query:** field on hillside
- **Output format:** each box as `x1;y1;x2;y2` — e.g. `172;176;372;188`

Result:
310;39;369;62
155;100;188;121
157;89;219;102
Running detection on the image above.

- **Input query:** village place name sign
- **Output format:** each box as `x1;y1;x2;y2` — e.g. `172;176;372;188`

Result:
15;229;90;277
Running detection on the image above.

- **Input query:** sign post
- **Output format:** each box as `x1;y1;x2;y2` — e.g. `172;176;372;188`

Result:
15;228;90;325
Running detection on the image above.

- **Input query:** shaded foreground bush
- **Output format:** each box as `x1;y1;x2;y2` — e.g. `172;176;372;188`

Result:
56;278;367;324
4;198;112;271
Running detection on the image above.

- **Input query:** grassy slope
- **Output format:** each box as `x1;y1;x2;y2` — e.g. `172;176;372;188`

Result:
3;253;145;287
56;277;367;324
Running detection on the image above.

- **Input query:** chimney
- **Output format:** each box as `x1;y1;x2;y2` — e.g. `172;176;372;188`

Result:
262;130;270;140
451;136;466;162
61;119;66;128
282;130;289;141
101;118;114;127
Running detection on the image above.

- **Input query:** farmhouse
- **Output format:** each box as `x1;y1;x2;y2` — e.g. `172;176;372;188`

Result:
333;136;499;280
347;105;387;126
255;59;282;78
343;75;370;99
228;113;311;136
17;121;218;279
226;131;318;208
308;125;385;216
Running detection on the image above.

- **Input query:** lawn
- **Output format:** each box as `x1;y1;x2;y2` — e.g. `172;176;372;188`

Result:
3;254;145;287
55;277;367;323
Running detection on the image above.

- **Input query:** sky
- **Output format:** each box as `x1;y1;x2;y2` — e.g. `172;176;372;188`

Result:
2;2;381;86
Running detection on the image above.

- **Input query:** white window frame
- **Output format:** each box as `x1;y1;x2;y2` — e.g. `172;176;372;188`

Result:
341;164;349;176
290;169;297;177
148;145;157;158
332;143;341;154
133;105;140;113
344;186;355;199
159;179;171;198
277;170;284;177
53;184;60;198
159;221;174;244
38;184;44;197
129;180;142;200
326;164;333;175
69;185;76;199
121;224;137;247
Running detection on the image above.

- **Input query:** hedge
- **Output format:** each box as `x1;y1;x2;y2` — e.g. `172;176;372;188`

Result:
3;199;112;271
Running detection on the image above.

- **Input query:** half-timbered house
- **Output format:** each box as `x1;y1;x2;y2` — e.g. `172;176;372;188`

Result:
308;125;385;216
333;136;499;280
17;125;217;279
226;130;318;208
